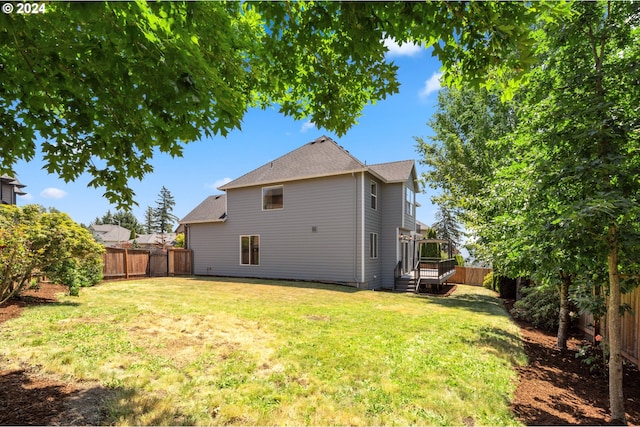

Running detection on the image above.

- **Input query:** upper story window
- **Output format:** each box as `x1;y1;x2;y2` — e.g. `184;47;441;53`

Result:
406;186;415;217
263;185;283;210
370;181;377;210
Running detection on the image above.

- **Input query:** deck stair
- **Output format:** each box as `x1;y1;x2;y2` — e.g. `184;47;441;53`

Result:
394;275;417;293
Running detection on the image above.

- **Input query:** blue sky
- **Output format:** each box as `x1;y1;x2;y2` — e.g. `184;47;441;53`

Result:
14;40;444;228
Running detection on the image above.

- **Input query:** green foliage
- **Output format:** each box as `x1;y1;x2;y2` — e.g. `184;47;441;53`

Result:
483;271;495;291
0;205;105;302
174;233;185;249
421;228;441;258
93;210;144;237
575;341;608;376
153;186;178;234
420;3;639;418
143;206;156;234
455;254;464;266
45;256;103;297
511;285;561;331
432;203;462;249
0;1;568;209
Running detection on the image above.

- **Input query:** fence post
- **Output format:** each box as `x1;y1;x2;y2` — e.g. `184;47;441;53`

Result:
124;248;129;280
168;249;174;276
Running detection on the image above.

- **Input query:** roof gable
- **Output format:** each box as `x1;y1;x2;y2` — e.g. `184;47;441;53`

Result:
180;194;227;224
219;136;366;190
368;160;415;183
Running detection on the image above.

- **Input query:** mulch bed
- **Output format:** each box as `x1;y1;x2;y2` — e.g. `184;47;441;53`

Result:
1;283;639;425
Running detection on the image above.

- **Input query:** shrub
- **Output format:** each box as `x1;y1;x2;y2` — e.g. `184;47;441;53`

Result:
511;285;560;331
455;254;464;266
46;255;103;296
483;271;495;291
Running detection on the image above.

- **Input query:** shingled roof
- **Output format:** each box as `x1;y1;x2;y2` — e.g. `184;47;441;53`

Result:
0;174;27;195
368;160;416;183
182;137;417;224
180;194;227;224
219;136;367;190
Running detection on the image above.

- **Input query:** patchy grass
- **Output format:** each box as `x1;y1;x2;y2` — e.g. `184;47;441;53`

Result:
0;278;526;426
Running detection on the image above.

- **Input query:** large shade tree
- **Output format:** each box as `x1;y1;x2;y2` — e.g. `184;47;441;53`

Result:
1;1;568;208
418;1;640;422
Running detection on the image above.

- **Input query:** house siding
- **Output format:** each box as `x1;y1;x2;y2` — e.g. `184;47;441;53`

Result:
1;182;14;204
364;173;382;288
189;174;363;285
403;180;418;232
379;182;404;287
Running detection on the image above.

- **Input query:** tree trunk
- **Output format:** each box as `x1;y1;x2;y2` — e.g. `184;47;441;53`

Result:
607;226;626;425
557;272;571;350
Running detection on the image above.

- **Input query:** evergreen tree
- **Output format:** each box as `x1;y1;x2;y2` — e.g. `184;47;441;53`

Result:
153;186;178;234
432;203;463;255
93;209;143;238
143;206;157;234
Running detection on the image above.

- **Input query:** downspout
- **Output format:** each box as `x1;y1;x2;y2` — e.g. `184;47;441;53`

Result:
361;171;365;285
353;172;357;283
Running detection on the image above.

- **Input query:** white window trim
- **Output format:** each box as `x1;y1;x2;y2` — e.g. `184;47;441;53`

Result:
405;185;415;218
370;233;378;259
370;180;377;210
239;234;260;266
262;185;284;211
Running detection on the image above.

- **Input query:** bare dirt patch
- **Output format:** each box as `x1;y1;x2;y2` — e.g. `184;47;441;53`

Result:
1;284;115;425
1;282;639;425
508;308;640;425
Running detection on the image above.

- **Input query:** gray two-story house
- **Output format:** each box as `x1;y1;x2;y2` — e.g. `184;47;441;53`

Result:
180;136;421;289
0;175;27;205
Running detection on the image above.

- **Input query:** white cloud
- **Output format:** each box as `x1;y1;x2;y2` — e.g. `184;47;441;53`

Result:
18;193;33;201
300;121;316;133
419;72;443;98
208;177;232;190
40;188;68;199
383;37;423;57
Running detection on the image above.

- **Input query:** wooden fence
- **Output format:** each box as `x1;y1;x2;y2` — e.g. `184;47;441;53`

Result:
577;286;640;367
449;266;492;286
103;248;192;280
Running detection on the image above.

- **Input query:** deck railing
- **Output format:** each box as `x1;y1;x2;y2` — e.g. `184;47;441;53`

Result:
393;260;402;291
413;258;456;292
417;258;457;280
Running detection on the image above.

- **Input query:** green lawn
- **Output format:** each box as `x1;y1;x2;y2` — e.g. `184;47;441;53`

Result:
0;278;526;426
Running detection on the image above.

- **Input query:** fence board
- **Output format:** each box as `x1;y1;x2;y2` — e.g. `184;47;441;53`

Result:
621;287;639;366
449;266;492;286
103;248;191;280
150;251;168;277
168;249;192;275
577;286;639;367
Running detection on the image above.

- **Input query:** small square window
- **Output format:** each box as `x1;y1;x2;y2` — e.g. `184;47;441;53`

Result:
263;185;283;210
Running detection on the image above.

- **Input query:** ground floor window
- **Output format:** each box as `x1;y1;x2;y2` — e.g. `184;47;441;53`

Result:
240;235;260;265
370;233;378;259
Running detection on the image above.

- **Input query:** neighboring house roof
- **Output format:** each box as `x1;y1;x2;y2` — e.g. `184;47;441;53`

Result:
219;136;367;190
416;220;429;234
179;194;227;225
89;224;131;244
132;233;177;246
0;174;27;196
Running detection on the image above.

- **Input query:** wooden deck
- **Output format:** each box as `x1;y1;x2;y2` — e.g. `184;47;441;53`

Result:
394;258;457;293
